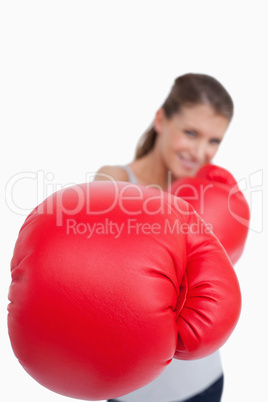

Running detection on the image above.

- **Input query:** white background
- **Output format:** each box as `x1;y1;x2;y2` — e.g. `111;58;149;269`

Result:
1;1;267;401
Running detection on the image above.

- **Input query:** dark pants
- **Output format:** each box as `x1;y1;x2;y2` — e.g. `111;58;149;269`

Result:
108;374;224;402
182;375;224;402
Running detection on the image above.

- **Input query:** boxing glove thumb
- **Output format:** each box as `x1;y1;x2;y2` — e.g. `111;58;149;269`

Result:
169;164;250;264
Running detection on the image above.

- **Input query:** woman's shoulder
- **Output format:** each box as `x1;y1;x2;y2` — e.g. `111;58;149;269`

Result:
94;164;129;181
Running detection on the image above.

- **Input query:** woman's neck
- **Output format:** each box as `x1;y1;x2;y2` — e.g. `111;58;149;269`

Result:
129;148;173;191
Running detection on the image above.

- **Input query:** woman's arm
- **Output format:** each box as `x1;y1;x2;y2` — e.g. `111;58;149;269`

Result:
94;165;129;182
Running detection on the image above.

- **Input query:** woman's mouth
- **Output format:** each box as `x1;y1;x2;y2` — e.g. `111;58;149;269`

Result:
177;154;201;171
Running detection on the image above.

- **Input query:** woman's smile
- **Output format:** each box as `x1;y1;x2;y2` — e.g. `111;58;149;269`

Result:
177;152;201;171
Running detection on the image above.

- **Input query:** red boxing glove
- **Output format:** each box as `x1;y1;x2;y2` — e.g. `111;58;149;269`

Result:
169;164;250;264
8;181;241;400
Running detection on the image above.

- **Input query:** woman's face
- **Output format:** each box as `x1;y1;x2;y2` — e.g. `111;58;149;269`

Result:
155;104;230;178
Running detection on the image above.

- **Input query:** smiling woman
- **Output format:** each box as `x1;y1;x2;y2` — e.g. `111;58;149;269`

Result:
95;73;233;191
94;73;235;402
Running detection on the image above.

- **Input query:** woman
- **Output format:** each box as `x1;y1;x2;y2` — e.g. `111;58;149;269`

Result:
95;73;233;402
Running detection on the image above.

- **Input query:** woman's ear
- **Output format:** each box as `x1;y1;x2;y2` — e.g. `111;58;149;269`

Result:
154;108;166;134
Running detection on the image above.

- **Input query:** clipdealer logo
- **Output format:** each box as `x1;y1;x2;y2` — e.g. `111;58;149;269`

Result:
5;169;263;233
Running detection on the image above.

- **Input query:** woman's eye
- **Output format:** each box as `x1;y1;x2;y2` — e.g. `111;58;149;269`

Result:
210;139;221;145
185;130;196;137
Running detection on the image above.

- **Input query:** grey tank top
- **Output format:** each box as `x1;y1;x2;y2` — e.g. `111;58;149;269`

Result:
114;164;223;402
119;164;139;184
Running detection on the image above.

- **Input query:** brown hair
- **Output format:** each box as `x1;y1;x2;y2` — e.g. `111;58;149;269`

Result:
135;73;234;159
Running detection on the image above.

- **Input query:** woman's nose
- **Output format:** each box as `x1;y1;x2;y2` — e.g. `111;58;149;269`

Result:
192;141;208;162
